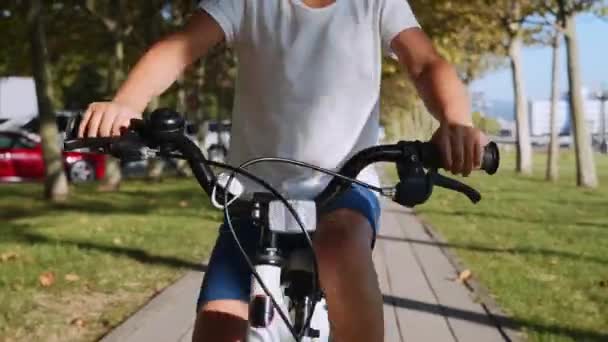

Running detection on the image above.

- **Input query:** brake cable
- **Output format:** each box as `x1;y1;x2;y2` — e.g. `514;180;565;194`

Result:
221;157;386;340
181;154;383;341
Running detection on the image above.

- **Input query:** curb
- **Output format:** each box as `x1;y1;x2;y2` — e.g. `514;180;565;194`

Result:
100;271;203;342
416;214;526;342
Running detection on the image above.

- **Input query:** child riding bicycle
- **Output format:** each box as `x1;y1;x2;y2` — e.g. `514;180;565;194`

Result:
78;1;487;341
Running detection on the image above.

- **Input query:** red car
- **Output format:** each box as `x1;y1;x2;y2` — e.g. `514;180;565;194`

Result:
0;130;105;183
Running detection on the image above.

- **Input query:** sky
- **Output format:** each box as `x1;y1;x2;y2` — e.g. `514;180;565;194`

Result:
470;14;608;102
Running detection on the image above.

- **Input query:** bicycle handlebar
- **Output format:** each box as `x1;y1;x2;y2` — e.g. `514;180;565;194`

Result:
64;108;500;207
317;140;499;206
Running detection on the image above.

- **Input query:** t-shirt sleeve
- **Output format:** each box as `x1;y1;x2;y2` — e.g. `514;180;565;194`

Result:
379;0;420;53
198;0;244;44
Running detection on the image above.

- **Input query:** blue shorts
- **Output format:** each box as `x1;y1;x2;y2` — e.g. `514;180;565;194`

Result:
196;185;381;310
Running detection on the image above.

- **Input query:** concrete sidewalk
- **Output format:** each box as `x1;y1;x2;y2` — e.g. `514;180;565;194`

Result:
100;272;199;342
101;201;520;342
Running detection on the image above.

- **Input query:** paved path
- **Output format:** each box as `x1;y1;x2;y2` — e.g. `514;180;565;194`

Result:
101;201;519;342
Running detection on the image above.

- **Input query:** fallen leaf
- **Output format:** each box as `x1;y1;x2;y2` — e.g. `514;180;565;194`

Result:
10;281;24;291
179;200;189;208
70;318;86;327
538;273;557;282
124;281;142;288
39;272;56;287
457;269;472;283
0;252;18;262
154;282;165;294
65;273;80;282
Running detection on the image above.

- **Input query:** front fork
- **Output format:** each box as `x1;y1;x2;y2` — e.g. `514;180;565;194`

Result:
246;263;330;342
247;264;292;342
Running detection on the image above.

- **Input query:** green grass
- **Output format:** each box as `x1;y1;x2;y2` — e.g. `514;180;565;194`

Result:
0;179;222;342
3;154;607;342
412;151;608;342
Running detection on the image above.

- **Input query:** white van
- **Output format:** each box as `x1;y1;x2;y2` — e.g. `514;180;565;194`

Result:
0;77;38;131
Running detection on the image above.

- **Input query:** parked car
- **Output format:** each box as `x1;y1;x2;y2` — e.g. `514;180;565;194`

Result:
0;130;105;183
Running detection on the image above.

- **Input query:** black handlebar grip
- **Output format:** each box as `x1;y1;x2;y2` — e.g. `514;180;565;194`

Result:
482;142;500;175
63;137;116;152
421;141;500;175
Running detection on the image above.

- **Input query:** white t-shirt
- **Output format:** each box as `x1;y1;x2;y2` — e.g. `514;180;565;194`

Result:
199;0;420;199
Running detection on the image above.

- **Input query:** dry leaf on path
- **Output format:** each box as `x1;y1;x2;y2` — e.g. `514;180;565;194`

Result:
39;272;56;287
457;269;472;283
70;318;86;327
1;252;18;262
65;273;80;282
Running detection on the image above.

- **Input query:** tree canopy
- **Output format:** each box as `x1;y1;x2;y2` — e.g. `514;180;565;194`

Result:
3;0;606;141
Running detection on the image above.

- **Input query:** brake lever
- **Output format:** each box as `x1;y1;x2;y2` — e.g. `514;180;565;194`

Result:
108;130;158;161
430;171;481;204
64;137;115;152
63;130;158;161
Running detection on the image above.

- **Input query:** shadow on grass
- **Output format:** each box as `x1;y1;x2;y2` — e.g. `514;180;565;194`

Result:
376;235;608;266
550;198;608;208
6;225;208;272
0;202;139;222
1;187;220;222
414;208;608;230
383;294;608;341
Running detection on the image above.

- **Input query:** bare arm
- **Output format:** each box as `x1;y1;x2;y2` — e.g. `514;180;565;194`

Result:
80;11;224;137
114;11;224;112
391;28;472;126
390;28;485;176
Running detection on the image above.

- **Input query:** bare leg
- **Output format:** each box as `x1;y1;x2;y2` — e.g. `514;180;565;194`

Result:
192;300;248;342
314;209;383;342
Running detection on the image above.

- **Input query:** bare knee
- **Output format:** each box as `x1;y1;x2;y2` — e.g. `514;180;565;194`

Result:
314;210;383;341
314;209;373;271
192;300;248;342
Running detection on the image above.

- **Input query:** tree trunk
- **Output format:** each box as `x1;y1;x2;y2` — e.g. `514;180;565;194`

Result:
27;0;69;201
195;60;206;129
145;96;166;181
148;97;160;112
508;36;533;175
110;36;125;92
101;8;126;191
176;76;187;114
142;2;167;182
564;15;598;188
174;76;191;177
145;103;165;182
546;32;561;182
189;60;209;148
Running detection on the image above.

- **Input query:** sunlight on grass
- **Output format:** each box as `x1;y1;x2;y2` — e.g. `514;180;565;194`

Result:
0;179;221;342
413;151;608;342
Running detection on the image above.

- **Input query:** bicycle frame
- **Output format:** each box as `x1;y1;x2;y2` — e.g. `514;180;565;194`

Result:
247;264;330;342
242;195;330;342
